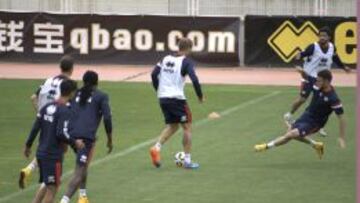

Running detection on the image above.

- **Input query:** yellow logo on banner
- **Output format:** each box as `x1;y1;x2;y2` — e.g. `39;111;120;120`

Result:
267;21;319;63
335;22;357;64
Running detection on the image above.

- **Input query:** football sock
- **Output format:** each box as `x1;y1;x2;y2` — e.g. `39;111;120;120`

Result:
60;196;70;203
26;159;37;172
266;141;276;149
308;138;317;146
154;142;162;151
79;189;87;197
184;153;191;164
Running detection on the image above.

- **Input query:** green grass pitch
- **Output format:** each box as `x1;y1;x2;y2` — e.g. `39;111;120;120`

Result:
0;79;355;203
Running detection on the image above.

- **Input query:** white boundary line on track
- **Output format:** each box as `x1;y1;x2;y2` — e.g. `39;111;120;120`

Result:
0;91;281;202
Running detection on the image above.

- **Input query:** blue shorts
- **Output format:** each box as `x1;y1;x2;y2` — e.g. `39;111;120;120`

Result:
37;158;62;186
76;139;95;166
159;98;192;124
300;75;317;98
292;115;320;137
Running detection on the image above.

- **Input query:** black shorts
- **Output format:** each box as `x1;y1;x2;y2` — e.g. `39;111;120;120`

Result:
292;114;320;137
159;98;192;124
37;158;62;186
75;139;95;167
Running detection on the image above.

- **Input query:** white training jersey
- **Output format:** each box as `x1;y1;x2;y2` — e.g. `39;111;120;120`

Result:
37;75;66;110
157;55;187;100
303;42;335;78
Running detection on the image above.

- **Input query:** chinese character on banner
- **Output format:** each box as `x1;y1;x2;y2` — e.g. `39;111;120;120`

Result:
0;20;24;52
34;23;64;54
8;21;24;52
0;21;6;52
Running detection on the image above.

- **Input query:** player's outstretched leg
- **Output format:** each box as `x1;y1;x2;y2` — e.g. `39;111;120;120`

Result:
254;129;300;152
255;129;324;159
19;158;38;189
181;123;199;169
150;124;179;168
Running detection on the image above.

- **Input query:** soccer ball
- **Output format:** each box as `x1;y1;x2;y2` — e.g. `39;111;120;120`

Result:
174;151;185;167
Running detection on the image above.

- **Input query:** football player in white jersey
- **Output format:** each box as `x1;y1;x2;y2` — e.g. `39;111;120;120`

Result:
284;26;351;136
149;38;204;169
19;55;74;189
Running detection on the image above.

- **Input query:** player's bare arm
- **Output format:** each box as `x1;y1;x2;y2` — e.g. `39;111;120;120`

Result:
23;146;31;158
30;94;38;112
102;94;113;154
337;114;346;148
107;133;113;154
199;96;205;103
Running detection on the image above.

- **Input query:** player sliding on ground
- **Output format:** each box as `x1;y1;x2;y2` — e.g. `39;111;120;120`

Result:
284;26;351;137
24;80;84;203
19;55;74;189
149;38;204;169
60;71;113;203
255;70;346;157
